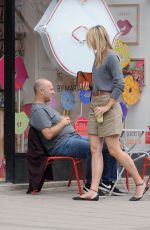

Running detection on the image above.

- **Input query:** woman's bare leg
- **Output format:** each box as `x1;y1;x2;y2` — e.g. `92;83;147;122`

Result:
105;135;146;198
80;134;103;198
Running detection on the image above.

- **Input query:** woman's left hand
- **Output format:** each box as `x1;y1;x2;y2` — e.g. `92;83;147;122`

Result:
94;105;109;117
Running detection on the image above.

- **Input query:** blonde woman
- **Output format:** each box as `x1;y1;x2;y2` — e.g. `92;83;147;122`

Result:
73;25;148;201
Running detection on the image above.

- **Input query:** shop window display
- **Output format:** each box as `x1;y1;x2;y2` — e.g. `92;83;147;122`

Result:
1;1;149;182
0;0;30;181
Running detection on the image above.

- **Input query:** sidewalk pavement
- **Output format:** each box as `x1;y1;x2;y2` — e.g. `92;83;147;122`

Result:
0;181;150;230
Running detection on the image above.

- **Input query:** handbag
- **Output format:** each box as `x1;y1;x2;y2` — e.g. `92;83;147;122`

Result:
76;71;92;90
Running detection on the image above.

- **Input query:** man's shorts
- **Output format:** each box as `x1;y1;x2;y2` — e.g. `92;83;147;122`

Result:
88;94;123;137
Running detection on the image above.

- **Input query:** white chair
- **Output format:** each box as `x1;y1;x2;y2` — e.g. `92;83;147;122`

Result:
109;128;150;196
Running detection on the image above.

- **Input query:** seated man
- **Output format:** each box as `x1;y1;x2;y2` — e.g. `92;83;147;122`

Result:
30;78;124;197
29;78;92;191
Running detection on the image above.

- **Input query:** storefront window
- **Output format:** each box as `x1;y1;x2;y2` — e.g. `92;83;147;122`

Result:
0;0;150;182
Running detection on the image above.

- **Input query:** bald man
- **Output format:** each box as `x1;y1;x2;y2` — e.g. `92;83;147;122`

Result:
29;78;93;191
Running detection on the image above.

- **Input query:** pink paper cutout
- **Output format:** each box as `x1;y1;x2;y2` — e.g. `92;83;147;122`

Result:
0;56;29;90
21;103;32;116
117;20;132;36
15;56;29;90
135;60;144;68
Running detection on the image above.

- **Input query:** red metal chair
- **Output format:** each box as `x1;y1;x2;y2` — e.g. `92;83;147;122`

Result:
141;156;150;186
27;127;85;195
45;156;85;195
125;171;130;192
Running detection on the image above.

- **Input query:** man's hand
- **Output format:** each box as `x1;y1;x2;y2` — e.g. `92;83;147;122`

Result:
42;116;71;140
60;116;71;126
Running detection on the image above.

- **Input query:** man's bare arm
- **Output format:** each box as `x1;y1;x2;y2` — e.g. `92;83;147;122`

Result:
41;116;71;140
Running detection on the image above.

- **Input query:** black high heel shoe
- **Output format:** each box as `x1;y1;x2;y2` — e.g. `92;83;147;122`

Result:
72;188;99;201
129;183;149;201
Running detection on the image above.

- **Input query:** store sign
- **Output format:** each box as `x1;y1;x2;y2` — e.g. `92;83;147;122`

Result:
122;130;146;146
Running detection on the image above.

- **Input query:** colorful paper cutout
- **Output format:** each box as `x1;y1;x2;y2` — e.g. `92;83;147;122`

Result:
113;39;130;69
117;20;132;36
15;112;29;135
21;103;32;116
123;59;144;92
15;56;29;90
74;116;88;136
122;75;140;105
0;56;29;90
120;101;128;122
79;90;91;104
61;91;75;110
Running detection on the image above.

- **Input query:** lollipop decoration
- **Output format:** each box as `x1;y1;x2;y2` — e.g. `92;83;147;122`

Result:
15;111;29;152
61;90;75;116
15;112;29;135
120;101;128;123
79;89;91;105
123;59;144;92
122;75;140;105
21;103;32;117
113;39;130;69
0;56;29;90
74;116;88;136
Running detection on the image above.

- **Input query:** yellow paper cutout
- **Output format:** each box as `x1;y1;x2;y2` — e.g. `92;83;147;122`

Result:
122;75;140;105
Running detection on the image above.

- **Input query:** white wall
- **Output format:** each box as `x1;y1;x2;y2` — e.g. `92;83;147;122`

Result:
106;0;150;129
23;0;150;130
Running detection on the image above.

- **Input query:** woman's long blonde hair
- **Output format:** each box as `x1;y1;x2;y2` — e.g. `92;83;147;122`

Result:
86;25;112;67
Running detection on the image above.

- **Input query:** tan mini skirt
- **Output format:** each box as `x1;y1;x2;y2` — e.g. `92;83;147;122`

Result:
88;94;123;137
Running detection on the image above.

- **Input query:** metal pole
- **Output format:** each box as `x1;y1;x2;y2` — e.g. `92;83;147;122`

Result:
4;0;15;183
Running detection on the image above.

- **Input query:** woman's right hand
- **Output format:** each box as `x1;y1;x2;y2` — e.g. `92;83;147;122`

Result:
94;105;110;117
80;81;90;90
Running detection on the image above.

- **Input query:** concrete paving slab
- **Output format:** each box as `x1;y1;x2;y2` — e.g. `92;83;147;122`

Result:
0;185;150;230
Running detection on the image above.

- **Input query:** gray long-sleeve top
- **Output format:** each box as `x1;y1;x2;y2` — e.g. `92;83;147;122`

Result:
92;51;125;100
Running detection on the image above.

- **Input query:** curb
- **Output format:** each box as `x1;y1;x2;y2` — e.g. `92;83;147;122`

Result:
0;177;148;192
0;180;79;192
